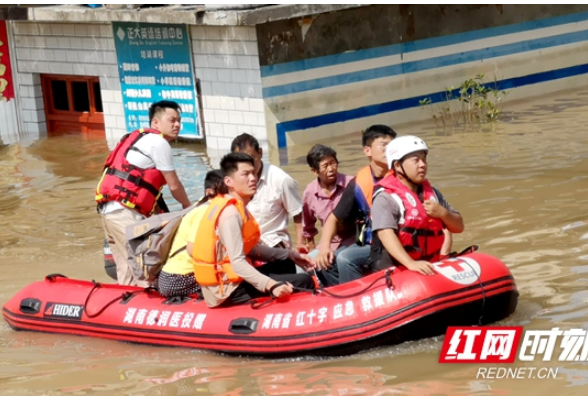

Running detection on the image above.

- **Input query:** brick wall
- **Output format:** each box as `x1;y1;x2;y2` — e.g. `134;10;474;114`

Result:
11;21;126;144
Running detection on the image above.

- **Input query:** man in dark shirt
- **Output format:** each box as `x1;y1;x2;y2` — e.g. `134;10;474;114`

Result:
315;125;397;284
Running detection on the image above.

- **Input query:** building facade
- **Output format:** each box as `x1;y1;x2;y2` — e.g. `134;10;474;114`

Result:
2;4;588;161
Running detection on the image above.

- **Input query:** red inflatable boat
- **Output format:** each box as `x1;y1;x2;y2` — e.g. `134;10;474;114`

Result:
2;251;517;357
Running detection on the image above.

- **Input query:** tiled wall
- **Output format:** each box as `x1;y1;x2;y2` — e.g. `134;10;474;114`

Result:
190;26;267;153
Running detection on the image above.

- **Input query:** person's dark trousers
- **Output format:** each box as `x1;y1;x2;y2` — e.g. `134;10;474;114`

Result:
222;262;315;306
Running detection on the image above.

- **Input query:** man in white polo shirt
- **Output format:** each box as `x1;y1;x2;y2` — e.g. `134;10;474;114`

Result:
96;100;192;287
230;134;304;256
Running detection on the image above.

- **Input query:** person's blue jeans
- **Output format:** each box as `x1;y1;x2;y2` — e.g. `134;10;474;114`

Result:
336;244;371;284
307;247;344;287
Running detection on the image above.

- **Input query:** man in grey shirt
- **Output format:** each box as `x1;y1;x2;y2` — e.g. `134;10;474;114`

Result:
369;135;464;275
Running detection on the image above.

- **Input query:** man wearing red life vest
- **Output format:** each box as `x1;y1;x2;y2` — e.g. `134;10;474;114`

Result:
96;101;192;287
369;135;464;275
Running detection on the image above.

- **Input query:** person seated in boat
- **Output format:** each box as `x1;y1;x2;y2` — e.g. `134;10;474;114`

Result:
315;125;397;284
302;144;353;287
157;169;225;298
230;133;305;255
369;135;464;275
189;152;316;308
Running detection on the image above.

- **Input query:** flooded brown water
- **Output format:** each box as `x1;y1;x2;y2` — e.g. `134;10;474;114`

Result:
2;87;588;395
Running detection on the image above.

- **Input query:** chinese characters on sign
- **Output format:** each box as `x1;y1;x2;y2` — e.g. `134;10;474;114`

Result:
0;21;15;101
112;22;202;139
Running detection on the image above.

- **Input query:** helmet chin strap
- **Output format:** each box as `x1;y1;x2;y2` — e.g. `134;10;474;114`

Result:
396;160;419;188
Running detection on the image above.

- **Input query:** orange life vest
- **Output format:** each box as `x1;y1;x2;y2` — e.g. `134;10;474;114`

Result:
374;174;445;263
191;195;261;289
95;128;167;217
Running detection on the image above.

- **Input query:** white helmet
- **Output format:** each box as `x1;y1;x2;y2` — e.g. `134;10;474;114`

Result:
385;135;428;169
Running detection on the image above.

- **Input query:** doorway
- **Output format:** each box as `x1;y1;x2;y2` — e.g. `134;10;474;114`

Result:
41;75;105;136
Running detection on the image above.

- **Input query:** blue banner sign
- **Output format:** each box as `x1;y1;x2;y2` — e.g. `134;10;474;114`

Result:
112;22;202;139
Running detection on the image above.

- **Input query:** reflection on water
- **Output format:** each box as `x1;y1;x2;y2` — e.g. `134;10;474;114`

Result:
2;86;588;394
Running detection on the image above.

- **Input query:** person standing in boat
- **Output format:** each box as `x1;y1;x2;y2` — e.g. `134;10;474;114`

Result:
369;135;464;275
301;144;353;287
314;125;397;284
157;169;225;298
96;100;192;287
189;152;316;308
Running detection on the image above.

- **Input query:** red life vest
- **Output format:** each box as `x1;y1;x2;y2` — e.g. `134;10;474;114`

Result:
376;174;445;262
95;128;167;217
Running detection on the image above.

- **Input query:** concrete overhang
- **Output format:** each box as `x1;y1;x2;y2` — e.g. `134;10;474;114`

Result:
1;4;368;26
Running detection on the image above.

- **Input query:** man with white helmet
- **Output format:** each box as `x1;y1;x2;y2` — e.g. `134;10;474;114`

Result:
368;135;464;275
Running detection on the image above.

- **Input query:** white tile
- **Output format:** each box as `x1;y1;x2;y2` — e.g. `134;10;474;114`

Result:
211;82;228;96
204;26;221;40
222;123;238;137
203;109;215;122
82;37;99;50
61;63;73;75
227;41;245;55
21;110;33;123
242;111;258;126
208;55;226;69
32;85;43;98
190;26;206;39
218;27;234;40
73;64;85;75
65;50;78;62
13;23;28;35
50;24;63;36
252;84;262;98
38;24;52;36
199;41;216;54
103;51;117;64
69;37;83;49
100;89;114;103
104;115;117;129
214;41;230;55
62;24;75;36
233;26;251;41
205;135;218;149
200;81;212;95
17;48;31;60
217;137;232;151
217;69;232;82
85;63;97;76
116;116;126;130
207;122;224;136
74;24;88;36
194;54;209;68
57;37;70;48
35;109;46;123
113;90;122;103
99;25;113;37
234;97;250;111
110;103;125;116
214;110;229;123
243;42;258;56
204;95;220;109
87;25;101;37
101;102;111;115
239;83;254;98
226;83;241;97
251;126;268;141
18;85;31;98
237;125;253;135
22;98;36;110
231;69;248;83
251;56;260;70
249;27;258;41
33;36;46;47
219;96;235;111
228;110;243;125
249;98;265;112
246;70;261;84
49;63;61;74
191;41;201;53
196;67;217;82
236;55;252;69
29;24;40;36
257;113;266;127
53;50;66;61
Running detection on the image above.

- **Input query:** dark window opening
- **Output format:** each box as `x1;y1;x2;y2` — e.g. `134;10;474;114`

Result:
93;82;103;113
51;80;69;111
72;81;90;112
